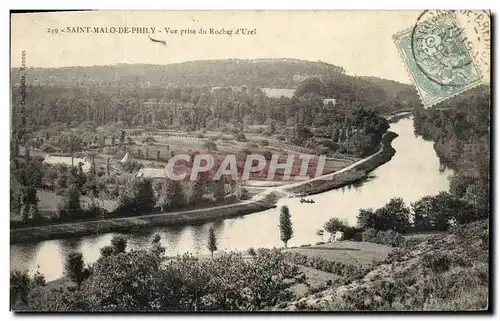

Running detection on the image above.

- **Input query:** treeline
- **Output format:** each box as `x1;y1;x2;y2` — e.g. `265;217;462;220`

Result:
413;84;490;219
321;191;488;249
11;79;392;158
10;155;247;227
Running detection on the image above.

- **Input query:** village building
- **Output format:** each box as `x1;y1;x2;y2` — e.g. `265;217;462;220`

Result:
323;98;337;106
42;155;92;172
136;167;168;180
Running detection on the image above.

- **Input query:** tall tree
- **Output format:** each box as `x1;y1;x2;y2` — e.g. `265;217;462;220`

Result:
119;130;126;146
279;205;293;247
207;226;218;257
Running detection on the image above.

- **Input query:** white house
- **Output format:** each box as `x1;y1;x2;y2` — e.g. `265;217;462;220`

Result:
136;167;167;180
328;231;344;242
42;155;92;173
120;152;130;164
323;98;337;106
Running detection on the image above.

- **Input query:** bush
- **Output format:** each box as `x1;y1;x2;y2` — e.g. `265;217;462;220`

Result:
361;229;406;247
40;143;57;153
121;159;143;173
142;136;156;144
234;132;247;142
422;253;451;273
284;252;364;281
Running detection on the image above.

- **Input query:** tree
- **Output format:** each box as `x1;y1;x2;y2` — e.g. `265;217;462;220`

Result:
64;251;88;286
57;185;82;219
234;132;247;142
207;227;218;257
376;198;411;233
10;270;31;307
110;236;127;254
279;205;293;247
119;130;125;146
99;246;115;257
324;217;348;234
185;180;205;206
151;234;166;257
213;181;226;202
64;134;82;166
411;193;456;231
203;140;217;152
357;208;377;230
158;179;186;210
106;158;111;176
357;198;411;233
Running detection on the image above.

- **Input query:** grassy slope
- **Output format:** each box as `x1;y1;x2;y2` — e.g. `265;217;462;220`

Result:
281;220;489;311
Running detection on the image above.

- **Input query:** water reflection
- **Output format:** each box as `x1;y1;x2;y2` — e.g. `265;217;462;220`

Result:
10;118;454;281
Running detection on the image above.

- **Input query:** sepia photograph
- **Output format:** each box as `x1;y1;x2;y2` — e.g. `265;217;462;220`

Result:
9;10;491;312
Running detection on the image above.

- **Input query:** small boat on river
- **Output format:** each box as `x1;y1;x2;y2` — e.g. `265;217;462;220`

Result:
300;198;315;204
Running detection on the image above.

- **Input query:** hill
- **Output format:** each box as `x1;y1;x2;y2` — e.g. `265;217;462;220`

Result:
11;58;346;88
280;219;489;311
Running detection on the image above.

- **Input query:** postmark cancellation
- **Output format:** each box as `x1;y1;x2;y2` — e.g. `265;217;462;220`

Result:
393;11;487;108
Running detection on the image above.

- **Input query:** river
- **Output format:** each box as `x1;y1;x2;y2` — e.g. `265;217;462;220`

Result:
10;117;454;282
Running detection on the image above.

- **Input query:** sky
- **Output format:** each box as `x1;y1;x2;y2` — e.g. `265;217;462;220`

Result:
10;10;491;84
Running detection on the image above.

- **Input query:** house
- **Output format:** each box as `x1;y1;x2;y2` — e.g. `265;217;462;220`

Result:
136;167;167;180
120;152;130;164
323;98;337;106
327;231;344;242
42;155;92;173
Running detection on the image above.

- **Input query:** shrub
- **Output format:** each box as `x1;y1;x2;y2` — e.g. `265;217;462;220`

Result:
422;253;451;273
361;229;406;247
40;143;57;153
234;132;247;142
121;159;143;173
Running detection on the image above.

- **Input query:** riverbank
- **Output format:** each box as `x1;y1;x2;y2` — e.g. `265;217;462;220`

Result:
288;131;398;197
10;194;279;244
11;131;398;244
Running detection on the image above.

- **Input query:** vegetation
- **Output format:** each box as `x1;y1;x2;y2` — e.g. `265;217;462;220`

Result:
279;205;293;247
63;251;90;287
12;239;302;311
283;220;489;311
207;227;218;257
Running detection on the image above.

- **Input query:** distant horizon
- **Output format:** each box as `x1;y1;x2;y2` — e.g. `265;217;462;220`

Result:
9;57;413;85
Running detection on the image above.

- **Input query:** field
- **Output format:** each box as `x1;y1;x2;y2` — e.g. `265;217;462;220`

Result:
285;241;393;266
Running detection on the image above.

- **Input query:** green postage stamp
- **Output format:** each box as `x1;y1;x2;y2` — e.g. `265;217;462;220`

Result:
393;11;483;108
